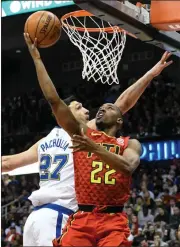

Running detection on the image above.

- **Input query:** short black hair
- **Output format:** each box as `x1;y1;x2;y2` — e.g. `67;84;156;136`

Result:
63;95;77;106
103;103;123;118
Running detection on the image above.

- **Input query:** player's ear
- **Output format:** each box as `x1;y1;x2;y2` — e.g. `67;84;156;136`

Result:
117;118;123;125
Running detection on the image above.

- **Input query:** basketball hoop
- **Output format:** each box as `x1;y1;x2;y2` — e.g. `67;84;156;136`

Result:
61;10;127;85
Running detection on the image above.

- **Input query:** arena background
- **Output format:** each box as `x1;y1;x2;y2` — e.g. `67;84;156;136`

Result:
1;1;180;247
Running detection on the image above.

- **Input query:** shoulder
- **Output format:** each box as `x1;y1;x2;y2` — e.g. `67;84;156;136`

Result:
128;139;141;146
128;139;141;154
53;127;70;137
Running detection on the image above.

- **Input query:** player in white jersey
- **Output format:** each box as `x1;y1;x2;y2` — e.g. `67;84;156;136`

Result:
23;126;76;246
3;97;90;246
2;34;172;246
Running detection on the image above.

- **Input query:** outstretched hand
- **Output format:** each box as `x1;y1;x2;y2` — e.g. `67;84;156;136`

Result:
24;33;40;60
149;51;173;78
70;128;98;153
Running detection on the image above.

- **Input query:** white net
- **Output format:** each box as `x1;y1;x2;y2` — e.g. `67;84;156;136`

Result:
62;13;126;85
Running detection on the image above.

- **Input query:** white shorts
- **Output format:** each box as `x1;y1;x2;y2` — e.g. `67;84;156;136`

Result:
23;203;74;246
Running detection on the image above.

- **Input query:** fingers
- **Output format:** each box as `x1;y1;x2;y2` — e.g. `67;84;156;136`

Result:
164;60;173;67
70;137;86;148
81;128;85;136
160;51;173;69
72;134;83;140
71;139;86;146
69;144;81;149
69;144;84;153
71;128;85;139
70;147;82;153
23;33;32;45
161;51;172;63
165;52;172;60
72;148;82;153
161;51;168;63
34;37;38;47
33;37;38;48
23;33;38;48
72;134;86;142
72;129;87;143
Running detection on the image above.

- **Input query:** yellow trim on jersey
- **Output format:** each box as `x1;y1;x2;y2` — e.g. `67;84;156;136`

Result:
59;211;79;245
92;128;124;142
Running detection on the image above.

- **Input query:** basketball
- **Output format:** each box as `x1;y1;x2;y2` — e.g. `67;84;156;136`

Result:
24;11;61;48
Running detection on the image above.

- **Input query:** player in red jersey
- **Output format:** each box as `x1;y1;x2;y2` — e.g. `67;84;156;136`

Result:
23;34;173;247
52;103;141;247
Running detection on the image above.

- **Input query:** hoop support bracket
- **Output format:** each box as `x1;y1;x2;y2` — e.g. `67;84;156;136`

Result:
73;0;180;58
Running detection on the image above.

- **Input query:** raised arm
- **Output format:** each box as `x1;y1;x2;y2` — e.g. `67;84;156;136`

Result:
2;140;40;172
114;51;172;114
87;52;172;129
24;33;82;136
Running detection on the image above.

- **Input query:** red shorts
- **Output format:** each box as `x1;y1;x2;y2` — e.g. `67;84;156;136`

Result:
53;211;132;247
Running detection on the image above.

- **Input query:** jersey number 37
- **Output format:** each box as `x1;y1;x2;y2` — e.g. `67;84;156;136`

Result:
39;154;68;181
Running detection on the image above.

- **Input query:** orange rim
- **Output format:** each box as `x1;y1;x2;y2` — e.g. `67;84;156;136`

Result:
61;10;137;38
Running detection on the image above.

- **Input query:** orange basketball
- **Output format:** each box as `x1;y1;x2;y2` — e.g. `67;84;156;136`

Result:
24;11;61;48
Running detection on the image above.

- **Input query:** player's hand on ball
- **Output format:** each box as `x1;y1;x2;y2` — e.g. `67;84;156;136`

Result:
149;51;173;78
24;33;40;60
70;128;98;153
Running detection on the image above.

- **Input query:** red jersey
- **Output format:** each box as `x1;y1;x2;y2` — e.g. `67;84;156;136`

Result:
73;128;132;206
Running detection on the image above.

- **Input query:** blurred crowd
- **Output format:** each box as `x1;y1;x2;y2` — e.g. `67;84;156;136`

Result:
1;159;180;247
2;75;180;155
125;158;180;247
1;174;39;247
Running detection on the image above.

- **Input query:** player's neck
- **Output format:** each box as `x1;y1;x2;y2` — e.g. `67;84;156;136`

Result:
100;126;117;137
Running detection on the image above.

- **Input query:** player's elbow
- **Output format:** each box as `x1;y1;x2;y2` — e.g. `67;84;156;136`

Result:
115;161;132;176
128;157;140;174
122;158;140;175
122;165;132;176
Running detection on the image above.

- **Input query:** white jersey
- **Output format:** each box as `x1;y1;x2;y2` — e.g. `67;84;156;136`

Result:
28;127;77;212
